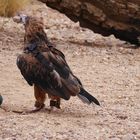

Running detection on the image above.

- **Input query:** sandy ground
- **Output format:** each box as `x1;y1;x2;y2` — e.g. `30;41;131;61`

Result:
0;1;140;140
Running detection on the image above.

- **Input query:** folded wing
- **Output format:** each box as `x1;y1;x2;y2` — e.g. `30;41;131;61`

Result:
17;49;81;100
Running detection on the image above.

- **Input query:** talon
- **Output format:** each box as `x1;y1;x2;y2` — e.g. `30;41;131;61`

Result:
45;106;54;113
26;106;43;113
50;100;61;109
12;103;45;114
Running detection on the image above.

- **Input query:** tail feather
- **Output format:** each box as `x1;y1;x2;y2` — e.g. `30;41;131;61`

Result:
78;88;100;106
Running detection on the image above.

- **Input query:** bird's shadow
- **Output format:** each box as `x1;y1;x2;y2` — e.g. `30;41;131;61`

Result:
39;106;100;118
1;103;101;119
10;106;99;119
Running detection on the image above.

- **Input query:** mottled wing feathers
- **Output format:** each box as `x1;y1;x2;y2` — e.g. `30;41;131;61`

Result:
49;50;71;79
17;55;33;86
50;47;65;59
17;50;81;100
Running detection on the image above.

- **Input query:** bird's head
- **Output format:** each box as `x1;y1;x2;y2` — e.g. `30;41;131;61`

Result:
13;14;44;32
13;14;28;25
13;14;47;44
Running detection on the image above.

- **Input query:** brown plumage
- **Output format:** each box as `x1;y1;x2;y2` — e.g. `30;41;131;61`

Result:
14;15;100;112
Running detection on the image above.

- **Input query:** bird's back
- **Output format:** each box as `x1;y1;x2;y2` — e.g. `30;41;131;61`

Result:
17;48;82;100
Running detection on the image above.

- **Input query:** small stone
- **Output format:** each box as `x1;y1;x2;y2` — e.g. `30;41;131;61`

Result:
122;134;137;140
0;95;3;105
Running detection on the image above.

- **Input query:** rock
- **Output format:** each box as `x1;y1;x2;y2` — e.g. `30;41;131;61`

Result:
38;0;140;45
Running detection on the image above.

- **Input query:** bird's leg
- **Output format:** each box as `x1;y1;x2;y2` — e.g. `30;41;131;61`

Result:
30;84;46;113
50;99;61;109
47;95;61;112
8;85;46;114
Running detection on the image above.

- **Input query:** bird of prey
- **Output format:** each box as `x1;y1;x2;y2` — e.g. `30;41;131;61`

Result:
13;14;100;112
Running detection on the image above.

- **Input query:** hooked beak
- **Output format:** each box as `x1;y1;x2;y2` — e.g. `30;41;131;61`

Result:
13;14;28;25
